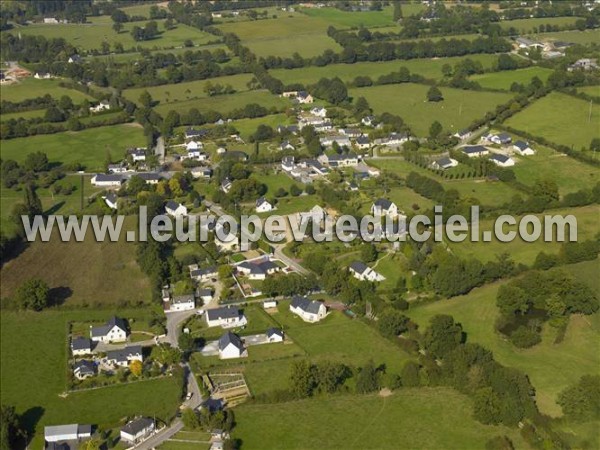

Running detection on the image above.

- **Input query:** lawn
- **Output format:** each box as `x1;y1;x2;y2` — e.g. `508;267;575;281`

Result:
0;78;94;103
9;19;215;52
447;205;600;266
217;15;342;58
532;29;600;46
0;310;181;449
153;90;289;116
233;388;527;449
499;16;579;32
300;6;395;29
270;54;501;85
505;92;600;149
349;83;514;136
122;74;255;105
407;260;600;417
0;123;146;171
470;66;554;90
270;194;320;216
0;216;153;306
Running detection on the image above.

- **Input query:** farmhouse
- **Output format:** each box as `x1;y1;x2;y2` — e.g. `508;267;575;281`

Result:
120;417;155;445
73;360;96;380
237;257;280;280
290;296;327;323
171;294;195;311
256;197;273;213
431;157;458;170
513;140;535;155
90;316;127;343
44;424;92;447
462;145;489;158
489;153;516;167
568;58;599;72
106;345;143;368
205;306;248;328
71;337;93;356
218;332;246;359
489;133;512;145
371;198;398;217
186;140;203;151
100;193;117;211
190;266;218;282
91;173;123;187
349;261;386;282
266;328;284;343
165;200;188;217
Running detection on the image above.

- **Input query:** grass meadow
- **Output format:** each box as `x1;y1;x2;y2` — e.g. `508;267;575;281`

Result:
577;85;600;97
270;54;500;85
349;83;514;136
407;259;600;417
499;16;579;32
531;29;600;46
470;66;554;90
0;123;146;171
232;388;526;449
0;78;94;103
505;92;600;149
300;6;395;29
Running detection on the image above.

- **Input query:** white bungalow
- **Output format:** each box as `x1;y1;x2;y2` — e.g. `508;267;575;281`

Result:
289;296;327;323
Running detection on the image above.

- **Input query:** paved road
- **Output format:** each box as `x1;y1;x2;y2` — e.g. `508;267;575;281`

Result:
273;243;309;275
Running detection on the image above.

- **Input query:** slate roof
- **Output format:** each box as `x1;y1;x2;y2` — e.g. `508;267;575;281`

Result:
206;306;239;321
136;172;161;182
490;153;511;163
256;197;269;207
74;360;95;375
462;145;487;154
94;173;123;182
435;157;454;167
106;345;142;364
121;417;154;436
373;198;393;209
197;288;213;297
514;140;529;150
218;331;244;351
105;192;118;204
172;294;194;304
266;328;284;339
90;316;126;338
71;337;92;351
290;296;323;315
349;261;369;274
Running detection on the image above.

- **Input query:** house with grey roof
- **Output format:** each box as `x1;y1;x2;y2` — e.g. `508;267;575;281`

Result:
73;360;96;380
165;200;187;217
218;331;246;359
513;140;535;155
71;337;93;356
205;306;247;328
171;294;195;312
197;288;213;303
103;192;118;210
371;198;399;217
266;328;284;342
190;265;218;282
462;145;489;158
90;316;127;343
236;257;280;280
120;417;155;444
489;153;515;167
349;261;386;282
255;197;273;213
489;132;512;145
431;157;458;170
91;173;124;188
106;345;143;368
289;296;327;322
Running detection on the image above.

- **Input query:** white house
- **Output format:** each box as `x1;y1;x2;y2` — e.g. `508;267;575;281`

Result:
165;200;188;217
263;300;277;309
34;72;52;79
489;132;512;145
279;141;295;151
186;140;203;151
197;288;213;304
371;198;398;217
71;337;93;356
310;106;327;117
91;174;123;188
129;148;146;162
462;145;489;158
45;424;91;444
171;294;195;312
205;306;247;328
73;360;96;380
355;135;371;150
221;177;232;193
320;152;359;167
103;192;118;210
282;156;295;172
349;261;386;282
89;100;110;113
297;91;314;104
190;265;218;282
320;135;351;148
106;345;143;368
191;167;213;179
289;296;327;323
513;140;535;156
90;316;127;343
255;197;273;213
108;163;127;174
187;149;207;161
136;172;161;185
266;328;284;343
237;257;280;280
120;417;155;445
68;54;82;63
361;115;375;127
453;129;471;140
489;153;516;167
218;332;246;359
431;157;458;170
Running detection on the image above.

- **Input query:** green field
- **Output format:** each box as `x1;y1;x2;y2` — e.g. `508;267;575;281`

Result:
470;66;554;90
0;310;181;449
233;388;526;449
0;78;94;103
154;89;289;116
122;74;255;105
270;54;501;85
499;16;579;32
505;92;600;149
0;109;46;122
300;6;395;29
577;85;600;97
0;216;152;306
0;123;146;171
9;18;215;52
532;29;600;46
407;259;600;417
351;83;514;136
217;15;342;58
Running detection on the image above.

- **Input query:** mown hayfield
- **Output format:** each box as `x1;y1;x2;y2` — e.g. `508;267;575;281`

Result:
447;205;600;266
532;29;600;46
300;6;395;28
233;388;527;449
270;54;500;85
577;85;600;97
9;18;215;51
0;123;146;170
0;216;152;306
217;15;342;58
153;89;289;115
350;83;514;136
0;309;181;449
407;259;600;417
499;16;579;32
505;92;600;149
0;78;94;103
470;66;554;90
122;73;255;105
510;145;600;195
